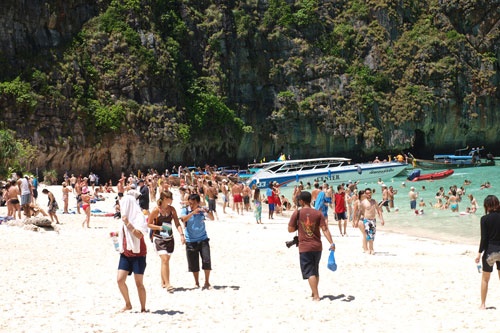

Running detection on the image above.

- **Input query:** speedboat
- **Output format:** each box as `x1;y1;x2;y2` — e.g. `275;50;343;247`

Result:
246;157;407;189
409;148;495;169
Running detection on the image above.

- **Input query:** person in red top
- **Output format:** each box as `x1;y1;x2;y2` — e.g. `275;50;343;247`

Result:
267;183;275;219
288;191;334;301
116;194;149;313
335;185;348;236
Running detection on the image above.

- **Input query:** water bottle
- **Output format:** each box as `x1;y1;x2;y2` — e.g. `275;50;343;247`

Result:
110;232;119;251
477;264;482;273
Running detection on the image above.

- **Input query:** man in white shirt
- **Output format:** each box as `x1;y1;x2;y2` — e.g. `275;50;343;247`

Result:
16;171;32;218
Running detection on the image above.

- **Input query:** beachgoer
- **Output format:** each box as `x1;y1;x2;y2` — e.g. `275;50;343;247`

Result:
205;181;219;220
231;182;244;215
288;191;334;301
8;180;21;219
17;172;32;218
380;184;390;212
75;180;82;214
448;190;459;212
419;199;426;207
311;183;321;206
352;190;368;252
42;189;59;224
221;180;229;214
70;174;77;193
409;187;418;210
254;188;263;224
62;182;71;214
180;193;214;288
469;194;478;213
116;193;149;313
266;183;275;219
475;195;500;310
89;172;96;191
138;179;150;213
81;187;91;228
31;176;38;204
147;191;185;292
242;184;251;212
373;156;380;163
358;188;385;255
314;186;328;224
388;186;397;209
273;183;282;215
335;185;347;236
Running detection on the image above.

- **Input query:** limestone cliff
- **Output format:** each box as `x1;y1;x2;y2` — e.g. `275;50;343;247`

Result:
0;0;499;177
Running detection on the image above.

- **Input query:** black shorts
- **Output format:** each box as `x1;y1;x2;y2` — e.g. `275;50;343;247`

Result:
208;199;216;212
71;183;75;189
118;254;147;276
154;237;174;255
186;239;211;272
33;189;38;199
243;196;250;204
335;212;347;220
300;251;321;279
482;244;500;273
90;181;96;185
379;200;388;207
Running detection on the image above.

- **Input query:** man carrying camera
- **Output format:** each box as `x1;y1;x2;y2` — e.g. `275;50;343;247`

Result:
288;191;335;301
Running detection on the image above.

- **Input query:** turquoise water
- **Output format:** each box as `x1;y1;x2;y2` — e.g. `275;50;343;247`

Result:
281;165;500;245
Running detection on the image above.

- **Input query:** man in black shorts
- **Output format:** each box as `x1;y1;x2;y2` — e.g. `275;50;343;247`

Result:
288;191;334;301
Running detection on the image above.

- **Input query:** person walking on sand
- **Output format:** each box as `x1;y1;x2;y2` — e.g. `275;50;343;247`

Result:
357;188;385;255
147;191;185;292
253;188;263;224
232;182;243;215
42;189;60;224
288;191;335;301
81;187;91;228
335;185;348;236
116;193;149;313
62;182;72;214
205;181;219;220
180;194;214;289
380;184;390;212
475;195;500;310
75;180;82;214
17;172;32;218
8;180;21;219
138;179;150;214
266;183;275;219
221;179;229;214
352;190;368;253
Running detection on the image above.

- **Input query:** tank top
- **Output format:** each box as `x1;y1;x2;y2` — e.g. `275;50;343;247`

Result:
152;209;173;240
20;178;30;195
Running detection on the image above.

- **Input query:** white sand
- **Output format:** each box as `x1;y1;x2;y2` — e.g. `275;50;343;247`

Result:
0;185;499;332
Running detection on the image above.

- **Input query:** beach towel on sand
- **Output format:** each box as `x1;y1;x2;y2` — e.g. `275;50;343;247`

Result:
118;194;148;254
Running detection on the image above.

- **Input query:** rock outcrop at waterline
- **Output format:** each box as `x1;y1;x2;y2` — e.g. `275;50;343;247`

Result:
0;0;499;177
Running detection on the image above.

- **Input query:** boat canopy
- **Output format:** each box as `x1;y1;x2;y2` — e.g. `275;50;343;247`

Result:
258;157;352;174
434;155;473;160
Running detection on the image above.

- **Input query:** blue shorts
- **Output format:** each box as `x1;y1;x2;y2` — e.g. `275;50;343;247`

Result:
269;203;275;212
410;200;417;209
118;254;147;275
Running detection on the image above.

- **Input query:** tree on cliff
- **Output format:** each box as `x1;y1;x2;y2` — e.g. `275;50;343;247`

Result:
0;129;37;178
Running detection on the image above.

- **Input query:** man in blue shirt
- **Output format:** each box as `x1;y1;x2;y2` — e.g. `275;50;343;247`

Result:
181;193;214;288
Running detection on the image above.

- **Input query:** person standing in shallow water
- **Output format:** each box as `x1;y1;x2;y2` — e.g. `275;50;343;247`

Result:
475;195;500;310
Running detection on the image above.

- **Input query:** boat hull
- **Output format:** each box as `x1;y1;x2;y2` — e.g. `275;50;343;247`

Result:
247;162;407;189
412;169;454;181
413;159;495;170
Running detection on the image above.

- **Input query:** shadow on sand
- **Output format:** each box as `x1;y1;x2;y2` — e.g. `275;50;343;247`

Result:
152;310;184;315
321;294;355;302
172;285;240;292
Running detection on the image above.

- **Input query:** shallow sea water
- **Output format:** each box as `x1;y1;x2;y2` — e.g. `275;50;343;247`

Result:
280;164;500;245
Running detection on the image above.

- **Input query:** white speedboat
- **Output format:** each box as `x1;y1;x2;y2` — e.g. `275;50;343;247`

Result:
246;158;406;189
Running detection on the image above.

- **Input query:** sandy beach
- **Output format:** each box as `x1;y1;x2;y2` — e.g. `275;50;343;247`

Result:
1;185;499;332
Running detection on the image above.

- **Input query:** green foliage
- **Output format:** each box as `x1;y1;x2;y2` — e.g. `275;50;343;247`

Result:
0;77;38;108
43;169;58;185
91;101;125;132
0;129;38;178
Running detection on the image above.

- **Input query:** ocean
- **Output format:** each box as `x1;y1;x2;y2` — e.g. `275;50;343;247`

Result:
280;164;500;245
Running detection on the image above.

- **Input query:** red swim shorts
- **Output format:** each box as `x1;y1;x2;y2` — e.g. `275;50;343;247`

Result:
233;194;243;203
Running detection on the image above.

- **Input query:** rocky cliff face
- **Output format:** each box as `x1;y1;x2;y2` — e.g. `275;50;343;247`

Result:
0;0;499;178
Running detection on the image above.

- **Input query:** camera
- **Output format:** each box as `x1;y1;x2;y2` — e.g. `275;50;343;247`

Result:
285;236;299;248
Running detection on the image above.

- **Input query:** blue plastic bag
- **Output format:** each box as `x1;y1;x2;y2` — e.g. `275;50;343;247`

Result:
327;248;337;272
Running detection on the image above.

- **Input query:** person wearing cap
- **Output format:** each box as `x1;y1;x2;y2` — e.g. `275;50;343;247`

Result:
409;187;418;210
138;179;150;213
380;184;390;212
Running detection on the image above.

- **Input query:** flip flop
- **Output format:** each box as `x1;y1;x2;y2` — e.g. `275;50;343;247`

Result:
167;286;175;293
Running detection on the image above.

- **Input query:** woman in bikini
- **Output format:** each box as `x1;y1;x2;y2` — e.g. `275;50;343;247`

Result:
8;180;21;219
81;187;91;228
448;190;459;212
62;182;72;214
147;191;185;292
469;194;479;214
